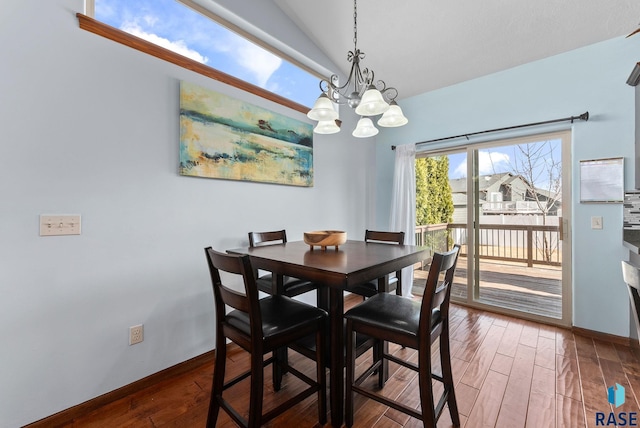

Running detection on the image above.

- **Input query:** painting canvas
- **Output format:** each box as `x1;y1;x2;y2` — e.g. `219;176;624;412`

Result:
179;81;313;187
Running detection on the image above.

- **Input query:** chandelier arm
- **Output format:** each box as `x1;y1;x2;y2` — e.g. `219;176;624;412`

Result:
325;50;366;103
380;86;399;103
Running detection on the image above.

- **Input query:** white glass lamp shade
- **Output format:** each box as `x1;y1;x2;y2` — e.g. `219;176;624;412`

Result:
354;85;389;116
314;119;340;134
352;117;379;138
377;101;408;127
307;93;338;121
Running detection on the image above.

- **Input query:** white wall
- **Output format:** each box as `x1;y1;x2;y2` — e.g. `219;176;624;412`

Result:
376;35;640;339
0;1;372;426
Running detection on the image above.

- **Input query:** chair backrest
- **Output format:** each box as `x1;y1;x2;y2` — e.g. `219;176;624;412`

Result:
364;230;406;294
205;247;262;339
420;245;461;337
622;261;640;344
364;230;405;245
248;230;287;247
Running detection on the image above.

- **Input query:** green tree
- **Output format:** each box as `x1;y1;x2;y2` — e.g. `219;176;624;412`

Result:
415;156;454;226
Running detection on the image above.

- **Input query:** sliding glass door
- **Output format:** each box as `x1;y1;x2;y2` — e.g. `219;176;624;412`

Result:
416;131;571;326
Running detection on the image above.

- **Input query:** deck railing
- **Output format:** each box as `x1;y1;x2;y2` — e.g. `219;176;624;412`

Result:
415;222;561;267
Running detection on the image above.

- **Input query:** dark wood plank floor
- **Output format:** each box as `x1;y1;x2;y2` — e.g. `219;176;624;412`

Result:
61;294;639;427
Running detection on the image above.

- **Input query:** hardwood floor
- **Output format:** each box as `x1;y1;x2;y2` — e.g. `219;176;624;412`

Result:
58;294;640;427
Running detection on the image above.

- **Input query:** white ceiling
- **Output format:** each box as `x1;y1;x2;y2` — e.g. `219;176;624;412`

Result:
274;0;640;100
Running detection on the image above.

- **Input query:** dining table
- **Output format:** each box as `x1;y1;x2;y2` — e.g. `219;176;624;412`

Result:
227;239;428;427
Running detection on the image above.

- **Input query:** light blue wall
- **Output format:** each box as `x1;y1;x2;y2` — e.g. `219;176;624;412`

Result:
0;0;369;426
376;36;640;337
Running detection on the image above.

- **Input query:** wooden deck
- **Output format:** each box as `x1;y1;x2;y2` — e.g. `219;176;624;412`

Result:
412;256;562;319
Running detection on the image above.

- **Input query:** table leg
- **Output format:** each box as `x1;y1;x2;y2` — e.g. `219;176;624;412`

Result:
377;276;390;385
273;274;286;391
329;286;344;428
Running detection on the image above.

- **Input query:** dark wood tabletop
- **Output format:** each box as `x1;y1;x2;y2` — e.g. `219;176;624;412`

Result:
229;239;425;287
227;239;428;427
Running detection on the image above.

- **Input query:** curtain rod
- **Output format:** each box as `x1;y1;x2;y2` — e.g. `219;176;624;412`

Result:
391;111;589;150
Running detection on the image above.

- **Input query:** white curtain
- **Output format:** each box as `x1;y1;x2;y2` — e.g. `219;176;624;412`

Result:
389;143;416;297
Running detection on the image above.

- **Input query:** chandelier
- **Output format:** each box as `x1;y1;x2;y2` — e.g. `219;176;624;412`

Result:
306;0;408;137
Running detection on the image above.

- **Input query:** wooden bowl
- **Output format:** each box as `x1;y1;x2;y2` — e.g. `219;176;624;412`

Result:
303;230;347;250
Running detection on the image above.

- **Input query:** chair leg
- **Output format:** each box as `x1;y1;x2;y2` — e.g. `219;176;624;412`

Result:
248;351;264;428
315;325;327;425
273;348;286;391
418;346;437;427
345;320;356;428
207;343;226;428
440;327;460;427
375;340;385;388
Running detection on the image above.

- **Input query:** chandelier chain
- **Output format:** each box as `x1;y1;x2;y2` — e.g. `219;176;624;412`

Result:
353;0;358;49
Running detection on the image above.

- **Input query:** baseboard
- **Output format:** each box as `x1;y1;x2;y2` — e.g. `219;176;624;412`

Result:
24;350;215;428
571;326;634;347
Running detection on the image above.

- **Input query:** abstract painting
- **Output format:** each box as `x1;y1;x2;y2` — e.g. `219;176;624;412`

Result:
179;81;313;187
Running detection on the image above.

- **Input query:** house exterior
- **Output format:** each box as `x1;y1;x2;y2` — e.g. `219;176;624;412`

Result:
449;173;561;222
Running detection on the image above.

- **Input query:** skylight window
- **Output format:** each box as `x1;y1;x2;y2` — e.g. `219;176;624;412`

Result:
90;0;320;108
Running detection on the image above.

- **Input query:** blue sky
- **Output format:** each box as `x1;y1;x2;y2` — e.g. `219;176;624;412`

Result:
446;139;562;190
95;0;320;107
449;150;512;179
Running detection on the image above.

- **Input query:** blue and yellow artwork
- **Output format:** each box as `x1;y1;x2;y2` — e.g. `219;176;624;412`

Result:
179;81;313;187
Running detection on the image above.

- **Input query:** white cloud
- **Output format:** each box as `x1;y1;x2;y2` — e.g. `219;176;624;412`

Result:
208;32;281;88
452;161;466;177
120;22;209;64
478;151;510;175
142;14;159;27
233;38;282;88
119;12;281;90
453;151;510;177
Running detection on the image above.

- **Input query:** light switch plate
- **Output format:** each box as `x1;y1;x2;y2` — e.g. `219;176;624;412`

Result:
40;215;81;236
591;216;603;230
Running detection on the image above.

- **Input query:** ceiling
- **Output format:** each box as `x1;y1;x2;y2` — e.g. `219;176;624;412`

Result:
274;0;640;100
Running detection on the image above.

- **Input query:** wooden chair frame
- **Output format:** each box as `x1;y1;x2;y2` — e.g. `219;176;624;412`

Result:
347;230;406;298
344;245;461;427
205;247;327;427
248;230;318;297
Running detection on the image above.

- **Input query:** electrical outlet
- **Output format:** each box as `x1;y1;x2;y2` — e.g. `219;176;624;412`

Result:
129;324;144;345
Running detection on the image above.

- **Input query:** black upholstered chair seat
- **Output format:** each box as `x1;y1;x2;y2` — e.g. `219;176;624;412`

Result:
291;319;376;366
347;276;399;298
255;274;318;296
344;293;441;341
227;295;327;339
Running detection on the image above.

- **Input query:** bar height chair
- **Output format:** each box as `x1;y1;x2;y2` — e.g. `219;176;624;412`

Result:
248;230;319;297
204;247;327;428
344;245;461;427
347;230;405;298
